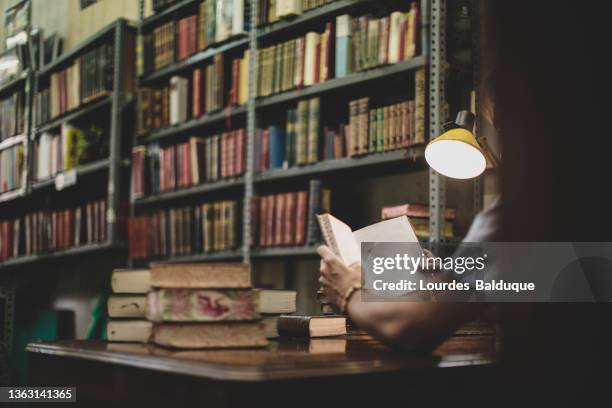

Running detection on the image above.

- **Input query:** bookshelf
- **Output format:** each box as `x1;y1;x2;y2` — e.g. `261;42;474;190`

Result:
0;19;136;271
0;64;32;205
129;0;454;269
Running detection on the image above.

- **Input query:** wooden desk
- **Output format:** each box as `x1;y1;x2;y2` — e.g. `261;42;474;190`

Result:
26;335;496;407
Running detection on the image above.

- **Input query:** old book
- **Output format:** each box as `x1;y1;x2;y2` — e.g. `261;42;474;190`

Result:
358;97;369;154
306;179;322;244
308;338;348;354
414;68;426;143
111;269;151;294
405;2;419;59
107;320;152;343
335;14;352;78
303;32;320;86
348;99;359;156
152;322;268;348
149;263;251;288
381;203;456;220
263;315;280;338
296;99;309;165
255;289;297;314
307;97;320;163
107;295;147;318
316;213;420;265
277;315;347;338
146;289;260;322
295;191;308;244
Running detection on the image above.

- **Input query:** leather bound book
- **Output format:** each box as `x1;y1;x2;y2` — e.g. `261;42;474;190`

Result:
277;315;347;338
152;322;268;349
295;191;308;245
147;289;260;322
266;194;275;247
274;193;284;246
149;262;250;289
259;195;267;247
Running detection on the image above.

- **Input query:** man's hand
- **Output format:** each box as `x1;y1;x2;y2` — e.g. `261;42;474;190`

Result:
317;246;361;308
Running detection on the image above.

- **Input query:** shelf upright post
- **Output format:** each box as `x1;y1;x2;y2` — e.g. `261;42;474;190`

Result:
107;20;127;245
471;0;484;215
243;0;259;264
428;0;447;244
23;66;34;197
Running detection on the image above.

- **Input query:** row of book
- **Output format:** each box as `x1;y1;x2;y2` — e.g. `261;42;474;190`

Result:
347;94;425;156
257;23;333;97
254;86;425;172
36;43;115;123
0;91;25;141
336;4;420;77
381;203;456;240
0;144;24;194
33;125;108;181
256;0;332;26
254;97;320;171
142;0;247;73
107;265;302;348
0;199;108;261
251;179;329;247
131;129;246;200
128;200;240;260
256;5;420;97
137;52;248;135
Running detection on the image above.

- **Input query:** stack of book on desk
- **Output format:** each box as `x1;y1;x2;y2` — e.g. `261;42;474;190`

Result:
107;264;299;348
107;269;152;342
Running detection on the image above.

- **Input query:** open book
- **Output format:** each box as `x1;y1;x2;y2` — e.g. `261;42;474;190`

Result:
316;214;422;265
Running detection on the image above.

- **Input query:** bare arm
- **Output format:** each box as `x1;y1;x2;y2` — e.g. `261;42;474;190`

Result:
346;292;486;352
318;245;487;352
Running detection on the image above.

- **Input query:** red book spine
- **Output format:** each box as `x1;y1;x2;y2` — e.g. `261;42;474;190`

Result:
229;130;236;177
231;59;238;106
325;22;333;81
168;146;176;190
181;143;188;188
284;192;295;245
192;69;202;117
259;195;267;247
185;143;193;186
266;195;275;247
274;194;284;246
159;148;165;191
221;133;228;179
399;19;407;61
181;19;187;60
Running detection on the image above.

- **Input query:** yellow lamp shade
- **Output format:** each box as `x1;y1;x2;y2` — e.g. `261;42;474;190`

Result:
424;128;487;179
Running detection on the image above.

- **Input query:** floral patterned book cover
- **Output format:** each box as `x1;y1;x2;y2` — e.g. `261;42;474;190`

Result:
146;289;260;322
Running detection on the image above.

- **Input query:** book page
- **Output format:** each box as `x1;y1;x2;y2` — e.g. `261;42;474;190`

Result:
327;215;361;265
353;216;422;258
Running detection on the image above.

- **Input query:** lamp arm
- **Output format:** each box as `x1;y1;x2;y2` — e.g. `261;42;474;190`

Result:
476;135;501;168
